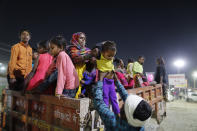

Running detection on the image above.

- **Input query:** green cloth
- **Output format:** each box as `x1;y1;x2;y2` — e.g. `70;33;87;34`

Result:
127;63;133;77
132;61;143;75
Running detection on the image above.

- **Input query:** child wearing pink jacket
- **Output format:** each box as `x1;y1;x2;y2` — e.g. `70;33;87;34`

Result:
49;35;79;98
26;40;53;91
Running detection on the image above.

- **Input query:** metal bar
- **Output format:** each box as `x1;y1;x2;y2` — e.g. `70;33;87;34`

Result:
0;48;10;53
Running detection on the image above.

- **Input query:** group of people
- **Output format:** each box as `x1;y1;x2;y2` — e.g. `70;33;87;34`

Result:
114;55;167;97
7;29;167;131
114;56;148;88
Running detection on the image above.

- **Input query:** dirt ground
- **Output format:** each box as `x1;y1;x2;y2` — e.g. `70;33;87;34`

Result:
145;100;197;131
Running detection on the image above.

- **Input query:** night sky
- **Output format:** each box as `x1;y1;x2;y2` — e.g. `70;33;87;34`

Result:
1;0;197;85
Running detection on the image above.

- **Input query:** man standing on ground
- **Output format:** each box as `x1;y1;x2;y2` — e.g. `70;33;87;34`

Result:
8;29;32;90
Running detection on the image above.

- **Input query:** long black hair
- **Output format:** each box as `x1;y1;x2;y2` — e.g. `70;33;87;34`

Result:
101;41;116;52
157;57;165;65
50;35;67;49
37;40;50;53
128;58;134;63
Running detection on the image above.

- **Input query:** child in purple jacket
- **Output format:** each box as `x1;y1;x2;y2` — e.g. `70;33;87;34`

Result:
80;57;97;98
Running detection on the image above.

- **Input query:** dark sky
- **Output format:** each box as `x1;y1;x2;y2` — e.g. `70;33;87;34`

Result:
1;0;197;85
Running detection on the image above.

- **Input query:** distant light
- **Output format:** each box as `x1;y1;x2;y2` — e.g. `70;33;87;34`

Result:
174;59;185;68
0;66;5;71
0;63;2;66
193;71;197;78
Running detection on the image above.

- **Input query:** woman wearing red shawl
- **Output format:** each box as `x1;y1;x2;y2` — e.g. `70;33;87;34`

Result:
67;32;91;98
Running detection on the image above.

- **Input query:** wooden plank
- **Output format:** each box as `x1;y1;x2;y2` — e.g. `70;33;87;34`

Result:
8;95;13;131
2;84;164;130
3;89;81;109
46;103;53;125
1;94;6;129
24;98;29;131
1;89;91;131
6;110;71;131
79;98;90;130
151;97;163;105
149;87;153;106
26;95;81;109
127;85;162;95
4;90;25;99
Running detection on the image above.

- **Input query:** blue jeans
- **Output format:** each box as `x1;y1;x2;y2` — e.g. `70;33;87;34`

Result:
62;88;77;98
36;70;58;92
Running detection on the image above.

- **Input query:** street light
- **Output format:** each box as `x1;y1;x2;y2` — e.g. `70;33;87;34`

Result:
174;59;185;73
0;66;5;71
192;71;197;88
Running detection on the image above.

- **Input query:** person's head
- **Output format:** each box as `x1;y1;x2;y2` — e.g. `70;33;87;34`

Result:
138;56;145;65
19;29;31;43
123;94;152;127
101;41;117;60
37;40;50;54
156;57;165;66
86;57;96;72
32;48;38;60
128;58;134;64
114;58;124;69
49;35;67;57
71;32;86;48
120;59;124;68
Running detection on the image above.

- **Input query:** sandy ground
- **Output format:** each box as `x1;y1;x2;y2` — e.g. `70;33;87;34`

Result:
145;100;197;131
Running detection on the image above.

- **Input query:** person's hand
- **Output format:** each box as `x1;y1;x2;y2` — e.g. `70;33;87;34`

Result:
140;73;144;77
91;48;99;57
99;72;107;81
55;94;62;100
79;93;85;98
113;72;118;82
9;78;16;84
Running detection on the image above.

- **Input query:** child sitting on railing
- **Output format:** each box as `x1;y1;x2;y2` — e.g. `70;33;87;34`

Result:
24;40;53;92
49;35;79;98
114;58;128;87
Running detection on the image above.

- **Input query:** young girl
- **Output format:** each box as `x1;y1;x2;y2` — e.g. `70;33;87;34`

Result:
25;40;53;91
50;35;79;98
127;58;135;88
67;32;91;98
32;47;39;68
93;41;120;115
114;58;128;87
